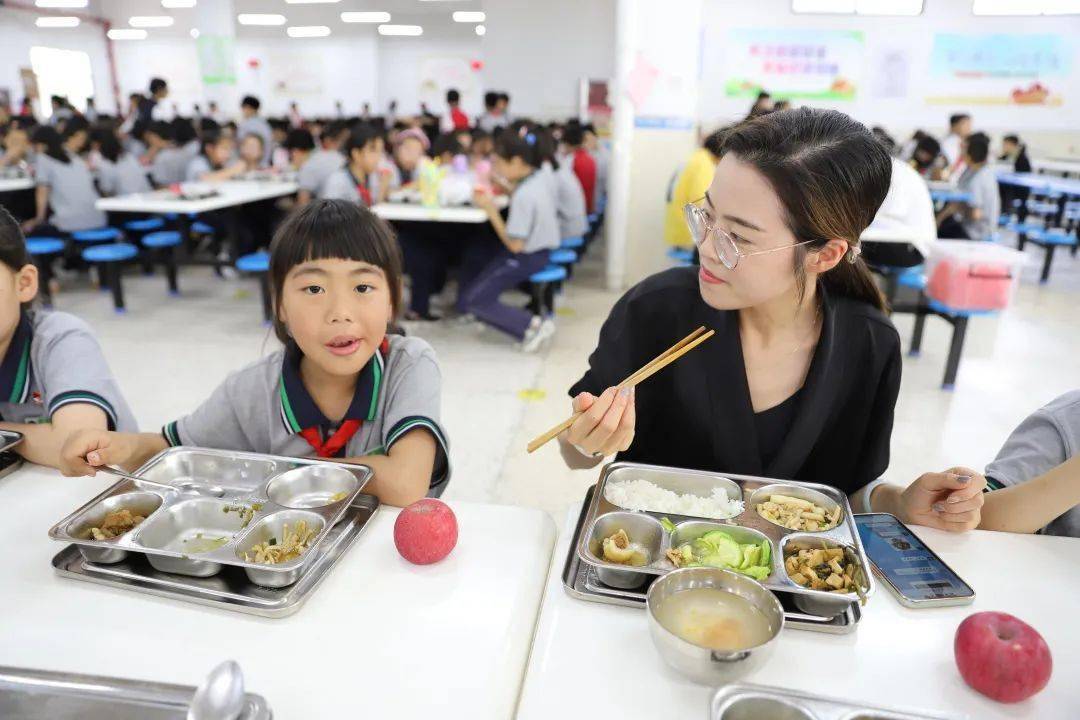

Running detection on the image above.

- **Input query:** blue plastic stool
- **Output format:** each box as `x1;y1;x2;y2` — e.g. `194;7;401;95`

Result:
527;265;568;317
124;218;164;233
1030;228;1078;283
143;231;183;295
72;227;122;245
27;238;67;307
560;236;585;250
81;243;138;313
666;247;695;266
191;221;215;235
236;252;272;323
549;248;578;265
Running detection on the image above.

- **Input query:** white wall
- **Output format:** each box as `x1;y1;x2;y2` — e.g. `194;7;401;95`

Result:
700;0;1080;144
0;7;112;115
377;33;484;118
484;0;617;120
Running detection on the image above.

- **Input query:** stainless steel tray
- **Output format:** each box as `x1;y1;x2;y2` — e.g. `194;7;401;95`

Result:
0;664;271;720
52;493;378;618
562;486;861;634
711;682;956;719
577;462;876;617
49;447;372;587
0;429;24;481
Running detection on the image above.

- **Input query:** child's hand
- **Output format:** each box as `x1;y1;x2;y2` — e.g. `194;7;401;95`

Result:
59;429;135;477
899;467;986;532
472;188;494;212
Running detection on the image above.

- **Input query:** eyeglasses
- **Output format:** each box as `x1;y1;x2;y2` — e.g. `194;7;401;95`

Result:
683;198;814;270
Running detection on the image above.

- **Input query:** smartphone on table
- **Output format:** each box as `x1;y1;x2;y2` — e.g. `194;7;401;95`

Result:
854;512;975;608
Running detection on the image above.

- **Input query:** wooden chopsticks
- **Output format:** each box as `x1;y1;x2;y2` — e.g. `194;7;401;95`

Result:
525;326;715;454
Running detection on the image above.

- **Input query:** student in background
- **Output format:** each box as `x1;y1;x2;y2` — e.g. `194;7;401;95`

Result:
910;134;943;180
477;92;508;134
978;391;1080;537
496;93;512;126
269;120;290;169
561;122;597;215
940;113;972;176
538;129;588;241
185;131;241;182
283;128;316;173
0;207;137;469
137;78;169;126
61;199;449;506
207;101;225;126
582;123;609;213
288;101;303;129
91;128;152;197
938;132;999;241
144;121;187;187
296;120;348;206
899;129;926;162
431;133;463;167
60;116;90;157
237;95;273;165
440;89;470;134
0;125;32;169
861;156;936;269
83;97;98;123
174;117;200;159
462;132;560;352
48;96;74;128
664;128;724;249
319;125;382;207
1000;134;1031;173
238;133;268;172
470;128;494;163
388;128;429;189
22;126;106;235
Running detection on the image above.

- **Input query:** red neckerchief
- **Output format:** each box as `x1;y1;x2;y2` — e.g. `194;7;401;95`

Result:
297;337;389;458
348;167;373;206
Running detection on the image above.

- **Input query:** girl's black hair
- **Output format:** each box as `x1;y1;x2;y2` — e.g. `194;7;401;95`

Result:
147;120;175;143
494;129;544;169
199;130;230;165
30;126;69;164
91;127;123;163
268;199;403;344
60;115;89;143
172;117;198;146
721;107;891;313
431;132;462;158
0;206;34;272
345;124;381;157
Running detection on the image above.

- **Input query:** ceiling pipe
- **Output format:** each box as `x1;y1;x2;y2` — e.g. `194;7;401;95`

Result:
2;0;123;115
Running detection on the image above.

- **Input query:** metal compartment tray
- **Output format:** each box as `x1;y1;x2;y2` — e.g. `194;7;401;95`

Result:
577;462;876;616
562;486;861;634
711;682;956;720
0;664;271;719
49;447;372;587
52;493;379;618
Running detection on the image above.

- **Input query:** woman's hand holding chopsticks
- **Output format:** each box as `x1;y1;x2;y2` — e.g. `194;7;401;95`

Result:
562;387;637;463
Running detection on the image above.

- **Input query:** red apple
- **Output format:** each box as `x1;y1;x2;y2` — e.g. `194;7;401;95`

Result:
954;612;1052;703
393;499;458;565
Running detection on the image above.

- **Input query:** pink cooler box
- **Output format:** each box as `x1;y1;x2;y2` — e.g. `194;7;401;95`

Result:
924;240;1026;311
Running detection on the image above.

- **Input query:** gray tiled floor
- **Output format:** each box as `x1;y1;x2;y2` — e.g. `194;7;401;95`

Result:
49;236;1080;519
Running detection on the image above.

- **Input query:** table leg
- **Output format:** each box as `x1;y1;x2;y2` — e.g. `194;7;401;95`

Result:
107;264;126;313
1040;244;1056;284
909;301;927;357
942;315;969;390
165;247;179;295
1017;233;1026;252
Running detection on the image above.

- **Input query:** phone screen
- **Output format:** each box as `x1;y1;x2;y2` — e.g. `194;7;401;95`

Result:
854;513;974;602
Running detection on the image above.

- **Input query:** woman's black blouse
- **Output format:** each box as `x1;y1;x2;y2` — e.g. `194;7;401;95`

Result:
568;267;902;494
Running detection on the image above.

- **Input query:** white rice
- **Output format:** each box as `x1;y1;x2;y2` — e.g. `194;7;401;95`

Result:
604;478;744;520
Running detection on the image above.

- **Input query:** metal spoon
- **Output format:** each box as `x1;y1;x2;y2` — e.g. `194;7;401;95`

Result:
104;465;225;498
187;660;246;720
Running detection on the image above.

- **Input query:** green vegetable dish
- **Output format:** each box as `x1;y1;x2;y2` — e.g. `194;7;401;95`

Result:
664;528;773;581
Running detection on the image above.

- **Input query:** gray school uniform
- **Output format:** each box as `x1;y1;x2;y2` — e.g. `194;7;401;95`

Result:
33;153;106;232
506;170;560;253
318;168;371;206
542;162;588;239
96;155;152;196
0;311;137;431
151;147;190;186
162;335;450;492
985;390;1080;538
185;155;214;182
959;165;1000;241
298;149;345;195
237;116;273;165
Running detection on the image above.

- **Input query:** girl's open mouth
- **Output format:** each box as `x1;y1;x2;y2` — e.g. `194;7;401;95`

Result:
325;336;361;356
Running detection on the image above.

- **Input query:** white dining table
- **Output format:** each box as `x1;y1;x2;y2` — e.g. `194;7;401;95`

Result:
0;464;557;719
1032;158;1080;177
372;196;508;225
516;502;1080;720
0;177;34;193
95;180;299;215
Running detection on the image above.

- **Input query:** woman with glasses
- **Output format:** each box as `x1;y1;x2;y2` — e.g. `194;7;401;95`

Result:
559;108;984;532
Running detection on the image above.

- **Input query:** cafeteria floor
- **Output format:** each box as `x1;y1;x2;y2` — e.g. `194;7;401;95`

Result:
54;243;1080;520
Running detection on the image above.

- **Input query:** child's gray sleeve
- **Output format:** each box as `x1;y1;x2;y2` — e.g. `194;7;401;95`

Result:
505;187;537;240
984;409;1068;491
164;373;252;451
381;347;450;490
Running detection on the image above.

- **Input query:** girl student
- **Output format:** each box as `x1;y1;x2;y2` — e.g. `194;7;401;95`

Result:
60;199;449;507
185;130;239;182
319;125;383;207
560;108;984;533
0;207;137;469
22;125;106;236
463;130;560;352
535;127;588;241
91;128;152;197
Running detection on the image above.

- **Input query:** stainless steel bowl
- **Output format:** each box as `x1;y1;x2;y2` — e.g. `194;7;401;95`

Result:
646;567;784;684
233;510;326;588
749;483;843;532
67;490;165;564
584;511;664;590
133;498;249;577
782;535;868;617
715;695;815;720
265;465;359;509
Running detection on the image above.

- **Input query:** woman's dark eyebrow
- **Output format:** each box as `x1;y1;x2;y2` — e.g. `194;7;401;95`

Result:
721;214;764;233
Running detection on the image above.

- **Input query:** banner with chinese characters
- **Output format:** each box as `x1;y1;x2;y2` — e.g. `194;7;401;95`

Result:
926;33;1070;106
724;28;864;101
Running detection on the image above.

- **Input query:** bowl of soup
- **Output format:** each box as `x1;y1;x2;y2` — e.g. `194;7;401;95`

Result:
646;567;784;684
